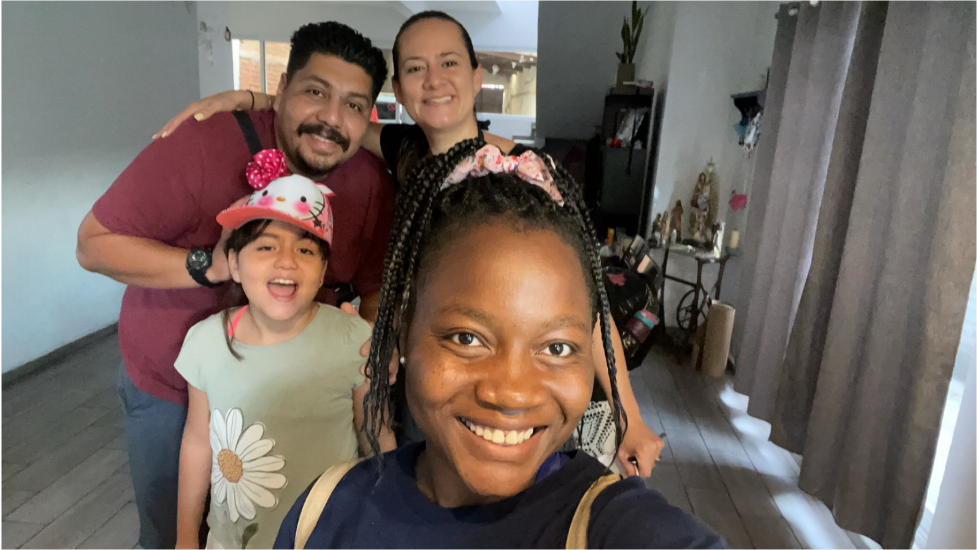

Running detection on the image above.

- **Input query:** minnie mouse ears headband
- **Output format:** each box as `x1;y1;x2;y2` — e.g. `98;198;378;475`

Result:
442;145;565;206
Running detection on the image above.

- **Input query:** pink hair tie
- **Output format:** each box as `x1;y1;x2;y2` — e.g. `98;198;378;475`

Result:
443;145;565;206
245;149;289;190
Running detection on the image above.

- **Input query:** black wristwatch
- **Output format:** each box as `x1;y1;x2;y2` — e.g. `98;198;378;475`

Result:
186;247;220;288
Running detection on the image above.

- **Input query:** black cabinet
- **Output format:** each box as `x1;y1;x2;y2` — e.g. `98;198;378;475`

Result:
589;91;661;238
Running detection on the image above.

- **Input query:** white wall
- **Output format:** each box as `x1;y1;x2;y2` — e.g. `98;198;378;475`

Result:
218;0;541;49
650;2;777;223
635;2;676;90
2;2;200;372
198;2;236;99
536;1;653;140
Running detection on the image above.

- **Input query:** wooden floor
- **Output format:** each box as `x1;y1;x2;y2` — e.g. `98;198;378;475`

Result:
633;345;878;549
2;330;136;549
1;330;875;549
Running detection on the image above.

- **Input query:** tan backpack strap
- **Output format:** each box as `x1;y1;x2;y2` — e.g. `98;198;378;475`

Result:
566;474;622;550
294;458;363;550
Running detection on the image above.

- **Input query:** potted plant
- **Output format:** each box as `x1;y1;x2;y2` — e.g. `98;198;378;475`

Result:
615;1;649;94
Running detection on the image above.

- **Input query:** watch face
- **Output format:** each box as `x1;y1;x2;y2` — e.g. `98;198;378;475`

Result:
188;249;211;270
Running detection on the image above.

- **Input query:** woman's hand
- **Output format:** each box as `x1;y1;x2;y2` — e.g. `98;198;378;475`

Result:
617;418;665;478
153;90;272;139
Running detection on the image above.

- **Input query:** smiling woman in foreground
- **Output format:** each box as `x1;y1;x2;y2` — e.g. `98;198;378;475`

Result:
272;143;724;549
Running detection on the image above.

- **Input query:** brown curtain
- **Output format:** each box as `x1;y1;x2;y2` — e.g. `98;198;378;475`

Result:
733;2;976;547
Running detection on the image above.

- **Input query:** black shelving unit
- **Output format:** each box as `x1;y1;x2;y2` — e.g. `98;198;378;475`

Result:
590;90;661;238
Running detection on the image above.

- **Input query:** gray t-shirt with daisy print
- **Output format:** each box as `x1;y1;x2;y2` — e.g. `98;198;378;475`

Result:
175;304;371;549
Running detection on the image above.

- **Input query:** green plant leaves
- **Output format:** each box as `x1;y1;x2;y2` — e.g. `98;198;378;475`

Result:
617;1;651;64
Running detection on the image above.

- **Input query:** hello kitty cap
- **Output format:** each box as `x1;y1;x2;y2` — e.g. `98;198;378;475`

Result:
216;150;335;245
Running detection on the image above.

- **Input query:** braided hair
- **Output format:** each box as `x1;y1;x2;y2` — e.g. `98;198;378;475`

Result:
362;138;628;465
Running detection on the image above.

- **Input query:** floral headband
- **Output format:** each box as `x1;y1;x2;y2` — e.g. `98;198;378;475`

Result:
442;145;565;206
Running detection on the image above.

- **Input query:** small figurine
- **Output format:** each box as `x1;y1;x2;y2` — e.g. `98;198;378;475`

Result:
650;213;662;248
660;210;671;246
705;159;719;226
689;173;709;242
671;200;684;241
689;160;718;243
711;222;725;256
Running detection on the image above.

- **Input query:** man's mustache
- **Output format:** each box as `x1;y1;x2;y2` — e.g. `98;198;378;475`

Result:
297;123;350;152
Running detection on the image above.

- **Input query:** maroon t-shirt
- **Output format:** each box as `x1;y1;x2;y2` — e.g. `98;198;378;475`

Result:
92;110;394;405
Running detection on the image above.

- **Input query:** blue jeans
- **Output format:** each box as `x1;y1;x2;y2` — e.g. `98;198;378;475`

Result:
117;365;187;549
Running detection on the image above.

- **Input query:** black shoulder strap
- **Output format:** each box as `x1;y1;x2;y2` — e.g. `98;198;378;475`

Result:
232;111;263;156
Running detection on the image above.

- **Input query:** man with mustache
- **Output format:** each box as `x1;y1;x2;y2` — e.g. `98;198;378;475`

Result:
75;22;393;549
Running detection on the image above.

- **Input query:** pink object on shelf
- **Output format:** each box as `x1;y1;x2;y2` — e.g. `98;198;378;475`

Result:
730;193;748;211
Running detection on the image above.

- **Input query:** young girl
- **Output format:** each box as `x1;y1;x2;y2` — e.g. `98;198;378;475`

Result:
174;151;395;549
271;142;722;549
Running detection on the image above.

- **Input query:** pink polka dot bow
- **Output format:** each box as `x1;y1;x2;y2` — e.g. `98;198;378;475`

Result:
245;149;289;190
443;145;565;206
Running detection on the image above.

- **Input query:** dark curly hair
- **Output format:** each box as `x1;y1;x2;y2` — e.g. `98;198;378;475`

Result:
286;21;388;101
362;138;628;466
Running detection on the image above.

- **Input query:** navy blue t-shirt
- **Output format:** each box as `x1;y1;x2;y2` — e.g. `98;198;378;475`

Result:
274;443;724;549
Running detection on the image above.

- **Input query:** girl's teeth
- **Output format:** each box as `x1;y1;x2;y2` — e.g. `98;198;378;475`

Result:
464;420;535;446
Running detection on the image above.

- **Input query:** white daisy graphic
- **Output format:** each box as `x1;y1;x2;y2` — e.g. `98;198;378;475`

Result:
210;408;287;522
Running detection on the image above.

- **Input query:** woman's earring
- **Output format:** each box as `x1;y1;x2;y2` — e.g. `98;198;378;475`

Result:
399;356;406;365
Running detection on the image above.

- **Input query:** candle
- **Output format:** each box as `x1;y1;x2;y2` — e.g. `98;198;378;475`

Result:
729;230;740;249
637;254;652;274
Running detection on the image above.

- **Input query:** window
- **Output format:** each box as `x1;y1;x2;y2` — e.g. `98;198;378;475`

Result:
473;52;537;116
232;39;263;93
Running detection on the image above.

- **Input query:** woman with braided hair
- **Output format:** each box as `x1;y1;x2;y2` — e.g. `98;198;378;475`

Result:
157;11;664;478
271;142;722;549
